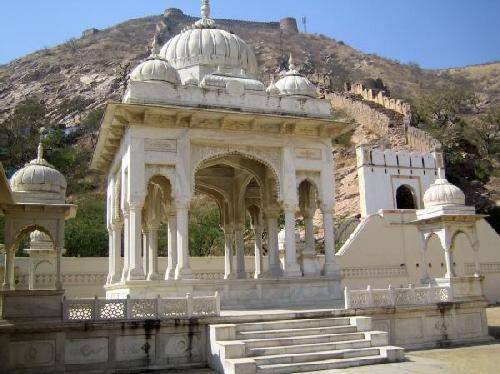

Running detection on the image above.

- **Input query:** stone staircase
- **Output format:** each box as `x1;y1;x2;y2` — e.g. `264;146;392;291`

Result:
209;316;404;373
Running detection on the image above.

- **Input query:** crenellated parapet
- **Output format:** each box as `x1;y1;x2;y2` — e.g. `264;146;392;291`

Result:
406;125;442;153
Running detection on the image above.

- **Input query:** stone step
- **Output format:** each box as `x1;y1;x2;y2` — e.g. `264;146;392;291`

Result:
239;331;367;349
236;325;357;340
236;317;351;332
252;347;382;366
248;338;372;357
255;353;389;374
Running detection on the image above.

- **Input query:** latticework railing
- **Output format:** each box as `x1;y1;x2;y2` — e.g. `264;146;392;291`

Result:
344;284;451;309
63;292;220;322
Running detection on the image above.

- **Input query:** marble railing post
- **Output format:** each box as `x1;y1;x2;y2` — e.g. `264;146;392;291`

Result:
175;201;193;279
322;204;340;276
147;226;160;280
283;204;302;277
265;211;282;277
121;210;130;282
127;202;145;280
254;224;264;278
165;212;177;280
235;223;246;279
223;225;234;279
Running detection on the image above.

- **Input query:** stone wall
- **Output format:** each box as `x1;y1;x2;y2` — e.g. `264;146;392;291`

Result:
327;92;407;147
325;80;442;153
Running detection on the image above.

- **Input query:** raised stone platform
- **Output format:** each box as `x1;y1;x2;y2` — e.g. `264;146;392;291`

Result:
105;276;343;309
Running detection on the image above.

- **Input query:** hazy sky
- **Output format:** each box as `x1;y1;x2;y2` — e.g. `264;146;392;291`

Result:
1;0;499;68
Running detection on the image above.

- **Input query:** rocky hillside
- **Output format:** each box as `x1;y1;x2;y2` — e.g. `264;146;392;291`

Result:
0;8;498;222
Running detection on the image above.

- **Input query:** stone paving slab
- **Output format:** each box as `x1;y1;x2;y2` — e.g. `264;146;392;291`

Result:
311;342;500;373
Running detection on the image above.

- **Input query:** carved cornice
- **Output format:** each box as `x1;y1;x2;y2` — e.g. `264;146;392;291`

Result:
91;102;351;173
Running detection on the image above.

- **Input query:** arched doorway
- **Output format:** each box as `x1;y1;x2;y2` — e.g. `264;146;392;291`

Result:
396;185;417;209
194;152;280;279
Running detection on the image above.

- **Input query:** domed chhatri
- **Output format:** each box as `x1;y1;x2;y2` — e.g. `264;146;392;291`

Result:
130;55;181;84
275;55;317;98
10;143;67;204
423;178;465;208
160;0;258;82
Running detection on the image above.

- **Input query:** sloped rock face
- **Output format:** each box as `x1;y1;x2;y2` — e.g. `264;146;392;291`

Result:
0;8;498;218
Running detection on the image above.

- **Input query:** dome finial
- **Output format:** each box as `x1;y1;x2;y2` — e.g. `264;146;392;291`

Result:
201;0;210;19
194;0;216;28
288;54;296;71
150;29;163;56
37;142;44;161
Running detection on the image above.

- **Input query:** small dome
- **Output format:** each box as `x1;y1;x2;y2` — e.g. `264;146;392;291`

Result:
130;55;180;84
29;230;54;251
423;179;465;208
275;55;317;98
10;143;67;203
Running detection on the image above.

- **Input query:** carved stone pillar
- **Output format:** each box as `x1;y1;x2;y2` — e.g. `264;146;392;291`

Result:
3;249;14;290
443;246;456;278
127;202;145;280
147;226;159;280
265;211;282;277
235;224;246;279
142;228;149;279
419;233;430;283
165;212;177;280
55;246;62;290
175;202;193;279
121;210;130;282
300;208;321;276
107;227;114;285
322;204;340;276
110;222;123;283
223;225;234;279
283;205;302;277
254;224;264;279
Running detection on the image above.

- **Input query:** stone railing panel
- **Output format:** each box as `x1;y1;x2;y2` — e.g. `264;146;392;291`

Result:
63;292;220;322
345;284;452;309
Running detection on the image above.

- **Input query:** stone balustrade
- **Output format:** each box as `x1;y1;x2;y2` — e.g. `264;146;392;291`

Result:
344;283;452;309
63;292;220;322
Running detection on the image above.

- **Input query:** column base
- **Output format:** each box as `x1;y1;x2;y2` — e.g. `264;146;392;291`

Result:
323;262;341;277
127;267;145;280
164;268;176;280
283;262;302;277
269;265;283;278
224;273;236;280
175;267;193;280
147;272;160;281
236;271;247;279
300;251;321;277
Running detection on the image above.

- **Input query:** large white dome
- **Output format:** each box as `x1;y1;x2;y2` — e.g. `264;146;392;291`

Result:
160;28;258;77
159;0;258;79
